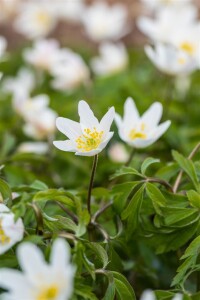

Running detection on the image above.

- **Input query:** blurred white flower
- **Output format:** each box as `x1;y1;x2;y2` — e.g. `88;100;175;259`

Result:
140;290;183;300
0;0;20;23
23;39;60;72
115;97;171;148
0;238;75;300
0;204;24;255
82;1;128;42
3;68;35;101
13;94;57;140
145;43;198;76
17;142;48;154
54;100;115;156
108;142;129;163
141;0;192;11
0;36;7;58
50;49;90;92
53;0;85;23
14;0;57;39
91;42;128;76
137;4;198;43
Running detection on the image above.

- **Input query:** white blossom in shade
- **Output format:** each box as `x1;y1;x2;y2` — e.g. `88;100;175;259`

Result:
140;290;183;300
0;204;24;255
115;97;171;149
0;36;7;58
137;4;198;43
145;43;198;76
23;39;61;72
17;142;48;155
91;42;128;76
54;100;115;156
81;1;128;42
141;0;192;11
52;0;85;23
108;142;129;163
50;49;90;92
3;68;35;101
0;238;75;300
14;0;57;39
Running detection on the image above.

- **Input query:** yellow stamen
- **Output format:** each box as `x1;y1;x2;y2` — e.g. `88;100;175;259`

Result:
0;220;10;245
37;286;58;300
36;12;51;27
129;123;147;140
180;42;195;55
76;127;104;152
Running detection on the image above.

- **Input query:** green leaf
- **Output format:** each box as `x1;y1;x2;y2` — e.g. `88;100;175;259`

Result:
141;157;160;175
88;242;109;268
187;190;200;209
172;150;200;191
181;235;200;260
33;189;74;208
30;180;48;191
0;178;12;205
146;182;167;215
111;272;136;300
110;167;143;180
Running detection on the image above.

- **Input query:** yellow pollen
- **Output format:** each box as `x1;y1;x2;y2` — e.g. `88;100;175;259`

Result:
180;42;195;55
36;12;51;27
37;286;58;300
0;220;10;245
76;127;104;152
129;123;147;140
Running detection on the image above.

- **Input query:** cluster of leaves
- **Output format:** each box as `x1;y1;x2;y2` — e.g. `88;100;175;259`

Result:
0;46;200;299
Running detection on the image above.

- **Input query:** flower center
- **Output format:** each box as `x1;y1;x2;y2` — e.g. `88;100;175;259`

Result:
76;127;104;152
180;42;195;55
37;286;58;300
36;11;52;27
129;123;147;140
0;220;10;245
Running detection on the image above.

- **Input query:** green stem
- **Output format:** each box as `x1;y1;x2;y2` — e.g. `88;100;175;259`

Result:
87;155;98;215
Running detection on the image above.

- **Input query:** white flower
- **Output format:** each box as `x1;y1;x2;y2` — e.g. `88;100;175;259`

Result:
108;142;129;163
53;0;85;23
115;97;171;149
0;238;75;300
14;0;57;39
0;204;24;255
17;142;48;155
54;100;115;156
145;43;198;76
50;49;90;92
0;36;7;58
22;95;57;140
3;68;35;101
23;39;60;72
91;42;128;76
140;290;183;300
82;1;128;42
137;4;198;43
141;0;192;11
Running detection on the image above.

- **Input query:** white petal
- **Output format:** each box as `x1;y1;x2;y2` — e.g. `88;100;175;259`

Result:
53;140;76;152
0;269;28;292
115;113;123;129
0;204;10;213
99;132;114;150
56;117;82;141
75;149;101;156
150;120;171;141
140;290;156;300
141;102;163;128
123;97;140;129
17;242;48;285
131;138;156;149
3;215;24;242
50;239;71;268
99;107;115;135
78;100;99;129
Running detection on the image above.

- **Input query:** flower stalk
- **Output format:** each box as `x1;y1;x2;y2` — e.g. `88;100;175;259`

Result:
87;154;98;215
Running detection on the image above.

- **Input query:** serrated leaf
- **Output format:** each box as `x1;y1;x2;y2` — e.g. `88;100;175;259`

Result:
112;272;136;300
110;167;143;180
187;190;200;209
141;157;160;175
30;180;48;191
33;189;74;208
146;183;167;215
88;242;109;268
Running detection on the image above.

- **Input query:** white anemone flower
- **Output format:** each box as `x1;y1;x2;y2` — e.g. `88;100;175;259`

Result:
50;49;90;92
145;43;198;76
23;39;60;72
3;68;35;101
140;290;183;300
0;238;75;300
82;1;128;42
54;100;115;156
115;97;171;149
17;142;48;155
0;204;24;255
137;4;198;43
91;42;128;76
141;0;192;11
14;0;57;39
